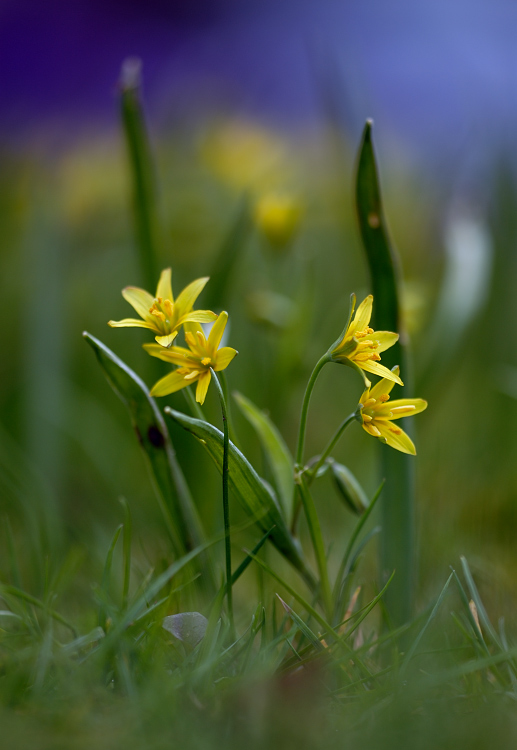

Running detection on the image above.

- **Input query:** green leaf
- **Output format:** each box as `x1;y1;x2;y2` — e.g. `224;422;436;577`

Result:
329;460;369;515
120;58;160;290
83;333;209;565
233;391;294;524
164;407;315;590
355;120;414;627
276;595;325;653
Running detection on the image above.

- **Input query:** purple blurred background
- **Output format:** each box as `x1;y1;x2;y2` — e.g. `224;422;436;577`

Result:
2;0;517;167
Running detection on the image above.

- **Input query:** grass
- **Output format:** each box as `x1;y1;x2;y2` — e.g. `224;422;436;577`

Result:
2;63;517;748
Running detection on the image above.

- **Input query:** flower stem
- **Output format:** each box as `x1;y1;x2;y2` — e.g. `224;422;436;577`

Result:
295;353;331;467
211;369;234;635
307;413;356;485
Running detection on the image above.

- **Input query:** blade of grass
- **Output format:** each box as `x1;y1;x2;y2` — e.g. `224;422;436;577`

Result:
355;120;414;627
120;58;160;290
245;548;373;680
333;480;384;608
120;499;132;610
276;595;326;653
296;474;333;619
399;572;453;676
0;584;76;637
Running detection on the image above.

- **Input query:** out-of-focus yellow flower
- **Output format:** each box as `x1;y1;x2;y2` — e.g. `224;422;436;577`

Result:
144;312;237;404
200;119;292;193
330;295;402;386
253;192;303;248
357;368;427;455
108;268;216;347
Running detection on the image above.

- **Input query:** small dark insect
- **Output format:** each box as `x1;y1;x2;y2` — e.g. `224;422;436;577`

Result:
147;425;165;448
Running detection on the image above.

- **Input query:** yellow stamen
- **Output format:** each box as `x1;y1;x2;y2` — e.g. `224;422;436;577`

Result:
362;398;377;407
379;394;390;402
362;414;373;423
184;371;199;380
389;426;402;434
201;357;211;366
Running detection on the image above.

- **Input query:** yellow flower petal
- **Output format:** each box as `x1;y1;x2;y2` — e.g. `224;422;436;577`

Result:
122;287;155;319
362;421;382;437
367;331;399;353
144;343;194;365
195;370;212;404
155;332;178;347
150;370;194;397
214;346;238;371
174;277;210;318
108;318;156;330
183;321;205;338
176;310;218;327
375;421;416;455
156;268;173;303
349;295;373;336
208;311;228;352
368;367;401;401
359;360;404;385
375;398;427;419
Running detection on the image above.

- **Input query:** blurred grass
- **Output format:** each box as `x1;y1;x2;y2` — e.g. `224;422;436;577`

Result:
2;102;517;746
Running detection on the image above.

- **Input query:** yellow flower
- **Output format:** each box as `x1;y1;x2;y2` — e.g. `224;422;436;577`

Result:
108;268;217;347
144;312;238;404
253;192;303;248
357;368;427;455
330;295;402;386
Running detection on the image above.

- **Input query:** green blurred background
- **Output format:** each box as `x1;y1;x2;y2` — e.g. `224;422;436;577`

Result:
2;0;517;632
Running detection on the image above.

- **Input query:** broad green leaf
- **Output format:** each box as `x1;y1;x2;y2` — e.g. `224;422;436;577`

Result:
233;391;294;524
355;120;413;627
165;407;315;590
83;333;208;564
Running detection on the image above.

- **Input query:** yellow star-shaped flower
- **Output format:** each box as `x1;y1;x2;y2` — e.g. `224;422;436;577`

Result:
144;311;238;404
357;368;427;455
108;268;217;347
331;295;402;386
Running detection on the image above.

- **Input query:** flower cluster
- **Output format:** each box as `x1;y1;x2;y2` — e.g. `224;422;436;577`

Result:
331;295;427;454
109;269;237;404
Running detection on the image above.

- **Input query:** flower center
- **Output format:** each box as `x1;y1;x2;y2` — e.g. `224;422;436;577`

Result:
149;297;175;330
201;357;211;366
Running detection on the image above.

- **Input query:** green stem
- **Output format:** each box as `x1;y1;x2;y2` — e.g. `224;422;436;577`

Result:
297;475;333;620
307;413;356;485
295;353;330;467
211;369;234;635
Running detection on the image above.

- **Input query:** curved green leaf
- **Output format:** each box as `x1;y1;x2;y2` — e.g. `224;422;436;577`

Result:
83;332;207;561
164;407;315;590
233;391;294;524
